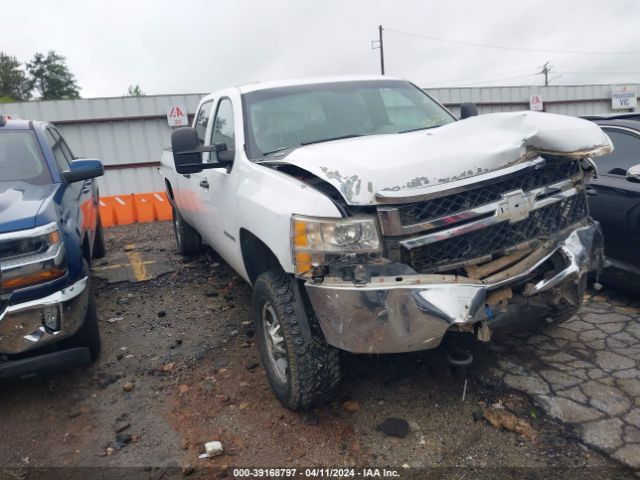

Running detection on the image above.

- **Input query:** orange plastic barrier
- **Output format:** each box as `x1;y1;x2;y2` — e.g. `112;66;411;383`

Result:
152;192;173;221
132;194;155;223
98;199;116;227
99;192;172;227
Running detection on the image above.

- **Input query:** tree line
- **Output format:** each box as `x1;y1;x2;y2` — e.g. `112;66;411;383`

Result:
1;50;146;102
0;51;80;102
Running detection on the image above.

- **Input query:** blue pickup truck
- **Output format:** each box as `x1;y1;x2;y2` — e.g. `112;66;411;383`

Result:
0;115;105;378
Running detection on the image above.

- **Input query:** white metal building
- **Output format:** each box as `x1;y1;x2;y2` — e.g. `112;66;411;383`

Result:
2;84;637;196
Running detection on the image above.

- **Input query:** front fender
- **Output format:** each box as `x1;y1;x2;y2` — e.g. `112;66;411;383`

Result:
236;162;343;276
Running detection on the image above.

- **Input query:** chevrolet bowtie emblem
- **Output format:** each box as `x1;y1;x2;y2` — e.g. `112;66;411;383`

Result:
496;189;536;223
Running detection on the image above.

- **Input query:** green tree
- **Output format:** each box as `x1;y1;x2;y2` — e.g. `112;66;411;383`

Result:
0;52;31;102
26;51;80;100
127;84;145;96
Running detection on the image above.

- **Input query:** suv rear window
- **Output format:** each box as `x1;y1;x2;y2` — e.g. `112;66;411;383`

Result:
0;131;51;185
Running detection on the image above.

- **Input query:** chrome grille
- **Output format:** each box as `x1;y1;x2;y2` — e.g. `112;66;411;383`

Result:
400;192;587;273
397;160;580;226
377;158;589;273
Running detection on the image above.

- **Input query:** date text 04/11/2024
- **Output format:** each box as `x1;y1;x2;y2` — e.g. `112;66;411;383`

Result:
231;468;400;478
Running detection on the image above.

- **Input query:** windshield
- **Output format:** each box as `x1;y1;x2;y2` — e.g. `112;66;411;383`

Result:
243;80;455;158
0;131;51;185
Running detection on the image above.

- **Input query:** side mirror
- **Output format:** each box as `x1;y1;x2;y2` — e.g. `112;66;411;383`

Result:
171;127;232;174
460;102;478;119
627;164;640;183
62;159;104;183
215;143;235;164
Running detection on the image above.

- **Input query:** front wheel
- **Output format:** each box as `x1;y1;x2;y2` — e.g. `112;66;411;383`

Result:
59;271;101;361
92;215;106;259
253;270;341;410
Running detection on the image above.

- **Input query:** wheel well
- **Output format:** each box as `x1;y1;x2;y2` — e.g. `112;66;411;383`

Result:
165;179;175;203
240;229;284;286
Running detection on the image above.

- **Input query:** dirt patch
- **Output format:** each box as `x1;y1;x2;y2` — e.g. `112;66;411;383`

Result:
0;222;633;480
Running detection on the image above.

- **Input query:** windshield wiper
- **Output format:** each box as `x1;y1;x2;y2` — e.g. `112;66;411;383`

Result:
398;126;439;134
261;146;298;157
300;134;364;146
260;134;364;158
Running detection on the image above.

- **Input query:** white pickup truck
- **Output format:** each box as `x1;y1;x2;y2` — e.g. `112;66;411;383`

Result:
159;76;612;410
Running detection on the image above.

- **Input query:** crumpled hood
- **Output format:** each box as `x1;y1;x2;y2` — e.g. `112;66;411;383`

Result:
0;182;56;233
278;111;612;205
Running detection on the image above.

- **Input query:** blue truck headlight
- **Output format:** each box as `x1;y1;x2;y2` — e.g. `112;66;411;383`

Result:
0;222;67;293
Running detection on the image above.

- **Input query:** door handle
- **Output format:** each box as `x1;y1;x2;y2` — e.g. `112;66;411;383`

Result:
199;179;209;189
183;174;190;178
81;187;90;194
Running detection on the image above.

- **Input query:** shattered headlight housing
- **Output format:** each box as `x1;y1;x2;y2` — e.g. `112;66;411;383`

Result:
291;216;381;276
0;222;67;293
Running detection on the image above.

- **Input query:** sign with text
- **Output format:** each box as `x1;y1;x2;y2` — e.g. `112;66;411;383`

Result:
529;94;543;111
612;86;637;110
166;105;188;127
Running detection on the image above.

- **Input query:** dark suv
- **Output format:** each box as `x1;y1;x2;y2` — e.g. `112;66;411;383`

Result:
584;113;640;293
0;115;105;378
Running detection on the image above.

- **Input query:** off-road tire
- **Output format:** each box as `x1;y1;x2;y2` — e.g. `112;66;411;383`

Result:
92;215;106;259
172;206;201;256
253;270;341;410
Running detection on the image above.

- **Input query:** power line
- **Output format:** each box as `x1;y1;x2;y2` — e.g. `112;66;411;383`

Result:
556;65;640;72
385;28;640;55
468;73;541;86
424;67;540;86
555;70;640;75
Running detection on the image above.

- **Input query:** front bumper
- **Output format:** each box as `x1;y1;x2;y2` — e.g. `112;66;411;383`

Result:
0;347;90;380
305;223;603;353
0;277;89;355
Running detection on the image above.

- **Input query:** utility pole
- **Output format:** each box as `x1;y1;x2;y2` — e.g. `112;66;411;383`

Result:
371;25;385;75
379;25;385;75
540;61;551;86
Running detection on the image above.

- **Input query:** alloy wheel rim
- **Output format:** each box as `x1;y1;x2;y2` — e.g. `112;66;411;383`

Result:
261;300;288;384
174;215;182;246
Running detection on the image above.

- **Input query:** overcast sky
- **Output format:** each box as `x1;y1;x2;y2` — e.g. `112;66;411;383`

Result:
3;0;639;98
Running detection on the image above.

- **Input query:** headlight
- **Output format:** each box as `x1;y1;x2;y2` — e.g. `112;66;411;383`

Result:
0;222;67;293
291;216;381;276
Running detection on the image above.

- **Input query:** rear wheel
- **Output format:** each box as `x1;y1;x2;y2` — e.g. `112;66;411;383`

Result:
172;206;201;256
253;270;341;410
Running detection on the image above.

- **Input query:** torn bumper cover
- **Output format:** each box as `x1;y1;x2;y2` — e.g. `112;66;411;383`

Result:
305;222;603;353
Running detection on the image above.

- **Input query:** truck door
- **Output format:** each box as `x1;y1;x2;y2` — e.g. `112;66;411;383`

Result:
589;126;640;271
176;100;214;226
193;97;240;263
45;127;95;251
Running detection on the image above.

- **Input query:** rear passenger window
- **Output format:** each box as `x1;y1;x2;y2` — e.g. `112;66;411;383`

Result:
195;101;213;144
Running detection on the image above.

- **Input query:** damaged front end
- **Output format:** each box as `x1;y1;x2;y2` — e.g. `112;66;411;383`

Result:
294;155;605;354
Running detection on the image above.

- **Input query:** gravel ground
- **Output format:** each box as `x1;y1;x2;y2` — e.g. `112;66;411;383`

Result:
0;221;635;480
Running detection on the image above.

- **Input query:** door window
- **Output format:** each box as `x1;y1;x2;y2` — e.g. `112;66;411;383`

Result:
598;128;640;176
195;101;213;144
211;98;235;149
45;128;73;172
